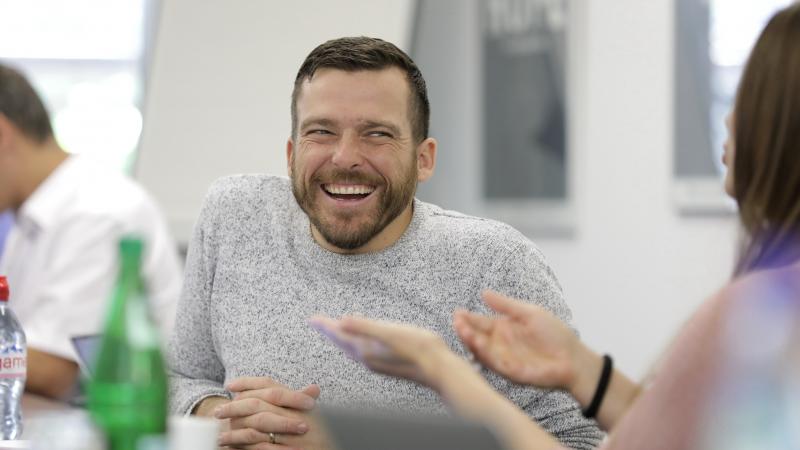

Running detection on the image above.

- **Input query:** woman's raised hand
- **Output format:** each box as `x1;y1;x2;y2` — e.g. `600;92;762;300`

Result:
454;290;588;391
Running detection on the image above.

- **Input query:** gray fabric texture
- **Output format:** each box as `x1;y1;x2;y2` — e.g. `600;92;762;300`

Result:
169;175;603;449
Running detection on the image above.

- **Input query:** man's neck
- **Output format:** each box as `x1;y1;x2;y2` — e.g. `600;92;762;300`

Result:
311;202;415;255
16;140;69;210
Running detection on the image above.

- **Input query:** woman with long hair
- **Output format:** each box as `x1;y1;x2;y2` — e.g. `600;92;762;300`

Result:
311;4;800;450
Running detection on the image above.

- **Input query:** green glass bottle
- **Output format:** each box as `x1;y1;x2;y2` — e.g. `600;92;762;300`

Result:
87;237;168;450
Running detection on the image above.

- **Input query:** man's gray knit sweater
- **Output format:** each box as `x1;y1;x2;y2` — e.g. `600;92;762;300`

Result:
169;175;603;449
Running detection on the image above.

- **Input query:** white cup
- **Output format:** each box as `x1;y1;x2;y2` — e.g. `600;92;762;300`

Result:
168;416;219;450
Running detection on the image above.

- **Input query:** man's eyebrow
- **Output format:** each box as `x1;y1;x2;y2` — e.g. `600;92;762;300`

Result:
360;120;402;136
300;117;337;130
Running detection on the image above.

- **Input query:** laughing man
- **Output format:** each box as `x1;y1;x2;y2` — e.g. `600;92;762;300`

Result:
169;37;603;450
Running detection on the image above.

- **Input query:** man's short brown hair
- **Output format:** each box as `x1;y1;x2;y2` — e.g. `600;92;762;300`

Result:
291;36;430;143
0;63;53;143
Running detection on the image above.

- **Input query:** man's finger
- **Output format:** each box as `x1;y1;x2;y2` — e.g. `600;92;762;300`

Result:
218;427;273;446
234;411;310;435
220;425;304;448
226;376;287;393
301;384;321;399
240;436;304;450
244;443;303;450
215;398;274;419
234;387;316;410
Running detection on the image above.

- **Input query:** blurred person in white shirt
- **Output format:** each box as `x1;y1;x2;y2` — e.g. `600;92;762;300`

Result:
0;210;11;258
0;62;182;399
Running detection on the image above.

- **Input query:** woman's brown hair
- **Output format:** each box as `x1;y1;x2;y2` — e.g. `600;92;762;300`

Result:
733;3;800;275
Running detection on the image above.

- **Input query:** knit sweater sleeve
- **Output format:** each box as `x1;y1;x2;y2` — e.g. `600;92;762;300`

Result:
483;239;605;450
167;182;230;415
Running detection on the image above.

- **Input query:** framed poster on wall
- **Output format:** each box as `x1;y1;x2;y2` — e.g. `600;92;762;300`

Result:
413;0;574;236
483;0;567;202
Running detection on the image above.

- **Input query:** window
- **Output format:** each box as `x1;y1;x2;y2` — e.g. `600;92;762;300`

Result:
673;0;791;213
0;0;157;172
708;0;792;173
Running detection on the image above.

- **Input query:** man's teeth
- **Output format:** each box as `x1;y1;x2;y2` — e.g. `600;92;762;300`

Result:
324;184;375;195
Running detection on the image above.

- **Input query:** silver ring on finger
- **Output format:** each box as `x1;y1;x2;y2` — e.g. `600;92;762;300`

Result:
269;432;279;445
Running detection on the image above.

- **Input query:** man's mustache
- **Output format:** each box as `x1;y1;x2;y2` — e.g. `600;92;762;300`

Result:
311;170;383;186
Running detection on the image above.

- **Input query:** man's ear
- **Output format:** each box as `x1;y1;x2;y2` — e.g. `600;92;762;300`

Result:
416;137;437;182
286;138;294;177
0;114;17;155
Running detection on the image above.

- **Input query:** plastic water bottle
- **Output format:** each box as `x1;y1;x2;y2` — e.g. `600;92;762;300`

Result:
0;275;26;440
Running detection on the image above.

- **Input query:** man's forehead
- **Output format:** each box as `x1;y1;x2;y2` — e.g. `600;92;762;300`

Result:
296;67;413;126
297;67;411;102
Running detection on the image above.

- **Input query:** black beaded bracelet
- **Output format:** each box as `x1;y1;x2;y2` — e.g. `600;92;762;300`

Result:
582;354;613;419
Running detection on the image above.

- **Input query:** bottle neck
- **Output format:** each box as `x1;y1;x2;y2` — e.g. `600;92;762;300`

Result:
118;250;143;294
104;244;147;340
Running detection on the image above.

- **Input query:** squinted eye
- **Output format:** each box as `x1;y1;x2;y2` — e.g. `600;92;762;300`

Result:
367;131;392;138
310;129;333;135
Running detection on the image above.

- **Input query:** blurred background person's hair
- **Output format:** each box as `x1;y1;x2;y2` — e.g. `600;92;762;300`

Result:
0;64;53;143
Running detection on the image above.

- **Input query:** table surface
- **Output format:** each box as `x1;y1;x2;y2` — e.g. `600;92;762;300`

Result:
0;394;75;449
3;394;220;450
22;394;71;416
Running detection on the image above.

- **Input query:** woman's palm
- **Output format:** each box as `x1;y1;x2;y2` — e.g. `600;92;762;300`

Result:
482;312;576;388
455;291;579;390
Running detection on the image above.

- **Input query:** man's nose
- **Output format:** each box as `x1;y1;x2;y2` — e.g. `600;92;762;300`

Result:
331;132;363;169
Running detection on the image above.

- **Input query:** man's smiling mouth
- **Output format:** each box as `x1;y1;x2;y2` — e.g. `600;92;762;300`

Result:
322;183;376;200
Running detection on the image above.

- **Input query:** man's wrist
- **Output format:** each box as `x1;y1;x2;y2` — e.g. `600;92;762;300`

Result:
192;395;231;417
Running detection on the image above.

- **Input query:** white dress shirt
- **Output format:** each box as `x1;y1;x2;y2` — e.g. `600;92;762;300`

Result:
0;155;182;361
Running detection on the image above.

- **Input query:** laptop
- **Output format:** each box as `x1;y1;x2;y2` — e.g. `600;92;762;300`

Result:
318;406;507;450
67;334;102;406
70;334;102;379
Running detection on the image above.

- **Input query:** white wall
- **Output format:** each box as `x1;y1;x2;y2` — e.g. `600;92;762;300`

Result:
136;0;415;241
538;0;736;377
137;0;738;378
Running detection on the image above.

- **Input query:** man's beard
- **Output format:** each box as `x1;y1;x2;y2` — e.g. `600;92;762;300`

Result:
291;162;417;251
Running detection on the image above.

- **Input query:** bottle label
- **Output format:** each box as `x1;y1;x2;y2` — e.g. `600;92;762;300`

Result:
0;346;26;378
